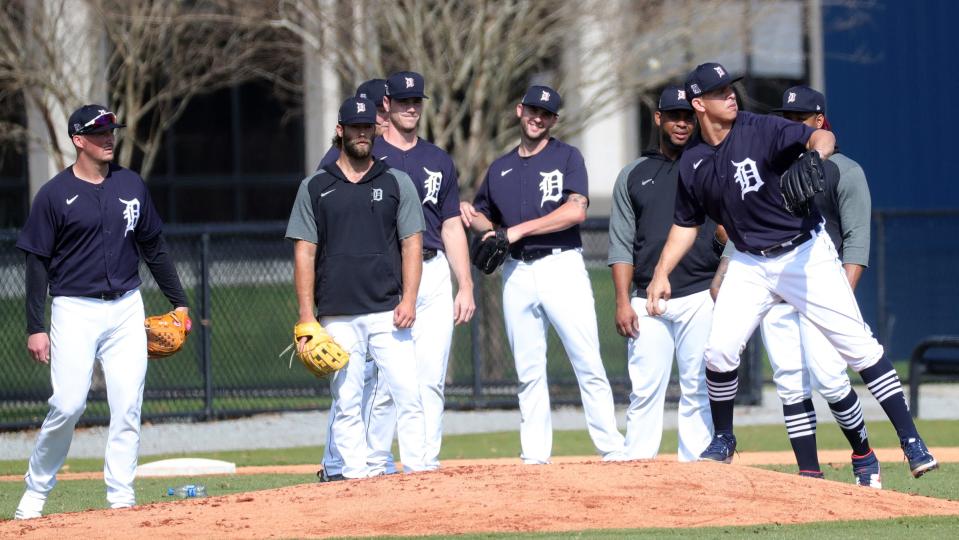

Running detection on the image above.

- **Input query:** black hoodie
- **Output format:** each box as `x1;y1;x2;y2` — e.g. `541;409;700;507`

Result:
287;159;424;316
608;148;720;298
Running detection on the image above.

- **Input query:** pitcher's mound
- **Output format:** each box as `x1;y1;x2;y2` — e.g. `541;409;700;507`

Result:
4;460;959;538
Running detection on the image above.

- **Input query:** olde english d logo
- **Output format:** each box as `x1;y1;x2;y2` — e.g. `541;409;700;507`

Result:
422;167;442;205
538;169;563;207
730;158;764;199
118;197;140;236
371;188;383;202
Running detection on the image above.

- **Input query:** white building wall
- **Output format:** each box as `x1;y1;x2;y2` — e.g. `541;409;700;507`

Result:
26;0;106;198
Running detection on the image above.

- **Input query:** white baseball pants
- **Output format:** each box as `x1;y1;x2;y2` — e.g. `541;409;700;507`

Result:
707;230;883;374
624;290;714;462
20;290;147;513
325;254;453;475
761;302;854;405
501;249;625;464
321;310;428;478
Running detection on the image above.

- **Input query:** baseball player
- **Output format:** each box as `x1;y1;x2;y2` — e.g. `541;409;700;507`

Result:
607;86;719;461
286;97;430;480
318;79;390;169
15;105;190;519
316;77;398;478
646;63;937;479
360;71;474;474
460;85;626;464
320;72;474;476
712;86;880;485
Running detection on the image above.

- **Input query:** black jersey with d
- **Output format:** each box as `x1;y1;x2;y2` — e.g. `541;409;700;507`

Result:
16;164;162;297
675;111;821;252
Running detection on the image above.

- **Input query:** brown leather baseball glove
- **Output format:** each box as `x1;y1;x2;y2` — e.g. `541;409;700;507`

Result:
145;310;191;359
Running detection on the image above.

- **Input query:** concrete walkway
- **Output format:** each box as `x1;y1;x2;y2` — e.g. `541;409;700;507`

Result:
1;384;956;460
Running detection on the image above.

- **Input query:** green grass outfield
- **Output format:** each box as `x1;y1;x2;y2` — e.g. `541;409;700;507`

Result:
1;419;958;536
0;269;916;425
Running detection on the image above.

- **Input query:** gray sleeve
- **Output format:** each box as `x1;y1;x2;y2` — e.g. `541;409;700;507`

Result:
393;169;426;239
834;156;871;266
285;177;317;243
607;159;641;266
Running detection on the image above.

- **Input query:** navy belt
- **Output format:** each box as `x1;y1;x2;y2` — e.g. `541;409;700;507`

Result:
745;230;814;258
512;246;574;263
81;290;127;301
423;248;438;261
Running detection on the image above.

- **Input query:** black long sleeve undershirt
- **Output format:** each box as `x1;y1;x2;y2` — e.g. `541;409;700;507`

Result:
138;233;189;309
25;252;49;334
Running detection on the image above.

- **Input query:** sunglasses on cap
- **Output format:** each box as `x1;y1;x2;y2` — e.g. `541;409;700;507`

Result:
75;111;118;135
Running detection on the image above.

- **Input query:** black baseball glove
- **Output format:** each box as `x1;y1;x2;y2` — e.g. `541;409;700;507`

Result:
470;229;510;274
780;150;825;217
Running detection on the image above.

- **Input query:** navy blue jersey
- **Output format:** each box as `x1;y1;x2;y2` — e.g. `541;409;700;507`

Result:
317;145;339;169
473;138;587;253
373;137;460;251
675;111;821;252
17;164;163;296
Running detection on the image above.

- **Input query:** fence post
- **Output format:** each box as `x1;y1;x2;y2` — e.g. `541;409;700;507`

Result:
200;232;214;419
470;267;484;405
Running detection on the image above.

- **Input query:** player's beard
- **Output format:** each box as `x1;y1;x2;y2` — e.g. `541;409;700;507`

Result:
343;136;372;160
663;133;687;155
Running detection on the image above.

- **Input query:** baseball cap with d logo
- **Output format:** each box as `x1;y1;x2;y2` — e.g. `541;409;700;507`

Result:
521;85;563;114
773;85;826;114
683;62;742;101
386;71;428;100
337;97;377;126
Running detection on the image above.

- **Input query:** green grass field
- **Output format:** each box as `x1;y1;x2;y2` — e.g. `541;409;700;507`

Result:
0;268;918;427
1;419;958;536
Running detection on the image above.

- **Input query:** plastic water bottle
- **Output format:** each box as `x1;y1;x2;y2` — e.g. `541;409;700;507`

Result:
167;484;207;498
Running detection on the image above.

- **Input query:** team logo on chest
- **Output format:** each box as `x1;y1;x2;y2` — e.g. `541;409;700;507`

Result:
118;197;140;236
422;167;442;205
730;158;764;199
371;188;383;202
538;169;563;207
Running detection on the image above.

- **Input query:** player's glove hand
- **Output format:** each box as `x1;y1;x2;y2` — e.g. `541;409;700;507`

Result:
145;310;191;359
293;321;349;378
780;150;825;217
470;228;510;274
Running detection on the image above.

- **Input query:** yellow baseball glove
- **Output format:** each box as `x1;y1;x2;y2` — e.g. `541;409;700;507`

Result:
145;310;191;359
293;321;349;378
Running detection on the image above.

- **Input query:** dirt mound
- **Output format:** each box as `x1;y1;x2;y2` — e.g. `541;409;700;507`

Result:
3;460;958;539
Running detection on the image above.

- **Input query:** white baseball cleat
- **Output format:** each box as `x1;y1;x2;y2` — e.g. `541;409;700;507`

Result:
14;490;46;520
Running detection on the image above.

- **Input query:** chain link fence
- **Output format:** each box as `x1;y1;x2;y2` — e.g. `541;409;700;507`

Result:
34;210;959;428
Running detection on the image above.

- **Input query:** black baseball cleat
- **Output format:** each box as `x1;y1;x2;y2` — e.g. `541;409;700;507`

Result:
901;436;939;478
698;433;737;463
317;469;346;483
798;470;825;479
852;450;882;489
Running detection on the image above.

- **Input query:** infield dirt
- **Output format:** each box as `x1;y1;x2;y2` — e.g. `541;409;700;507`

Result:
2;457;959;539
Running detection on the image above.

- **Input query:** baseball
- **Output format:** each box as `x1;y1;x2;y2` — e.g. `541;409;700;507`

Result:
657;298;667;312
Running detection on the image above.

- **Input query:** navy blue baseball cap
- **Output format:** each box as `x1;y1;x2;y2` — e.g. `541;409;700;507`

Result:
355;79;388;108
773;85;826;114
386;71;429;100
684;62;742;101
521;85;562;114
68;104;125;136
657;85;693;111
337;97;377;126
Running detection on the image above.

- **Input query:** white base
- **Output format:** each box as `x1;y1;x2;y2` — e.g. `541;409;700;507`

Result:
136;458;236;477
